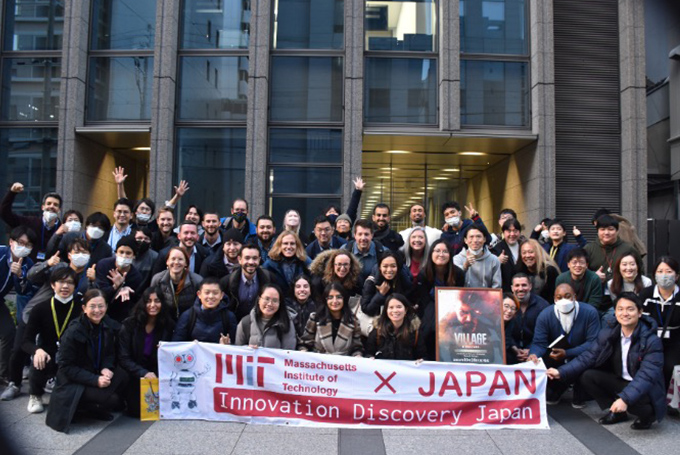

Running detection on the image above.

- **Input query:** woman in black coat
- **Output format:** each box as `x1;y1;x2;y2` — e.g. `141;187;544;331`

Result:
361;251;412;317
118;286;175;417
365;293;426;361
46;289;128;433
548;292;666;430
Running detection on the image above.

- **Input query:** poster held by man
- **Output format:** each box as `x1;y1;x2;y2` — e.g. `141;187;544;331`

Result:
436;288;506;364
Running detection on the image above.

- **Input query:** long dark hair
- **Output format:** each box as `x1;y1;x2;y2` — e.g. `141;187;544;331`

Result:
316;282;353;325
424;239;458;285
376;251;407;293
610;253;645;296
130;286;173;333
255;284;291;337
374;293;416;344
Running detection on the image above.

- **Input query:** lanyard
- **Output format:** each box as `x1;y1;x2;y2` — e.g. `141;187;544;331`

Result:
601;246;617;273
90;330;102;371
655;290;677;339
549;245;558;260
51;298;75;340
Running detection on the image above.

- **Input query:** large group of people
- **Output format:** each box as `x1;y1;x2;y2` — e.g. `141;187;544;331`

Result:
0;169;676;433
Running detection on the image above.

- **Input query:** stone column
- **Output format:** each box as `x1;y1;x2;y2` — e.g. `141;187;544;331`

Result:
439;0;460;131
148;0;180;204
619;0;648;243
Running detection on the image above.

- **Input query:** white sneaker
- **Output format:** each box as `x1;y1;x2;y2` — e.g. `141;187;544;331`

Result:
27;395;44;413
1;383;20;401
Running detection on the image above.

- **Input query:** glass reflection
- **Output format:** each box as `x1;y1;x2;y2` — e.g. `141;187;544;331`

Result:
1;58;61;121
273;0;344;49
269;129;342;164
3;0;64;50
365;0;436;51
90;0;156;50
87;57;153;121
460;0;527;55
181;0;251;49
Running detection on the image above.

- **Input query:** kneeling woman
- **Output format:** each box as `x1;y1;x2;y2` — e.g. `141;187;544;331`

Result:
235;284;297;349
300;283;363;357
547;292;666;430
118;287;175;417
365;294;426;360
46;289;128;433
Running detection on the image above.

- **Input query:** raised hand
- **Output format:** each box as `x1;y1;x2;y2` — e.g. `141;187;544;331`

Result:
353;177;365;191
10;257;23;277
112;166;128;185
10;182;24;193
47;251;61;268
107;268;126;288
464;202;478;219
86;264;96;282
174;180;190;197
572;226;581;237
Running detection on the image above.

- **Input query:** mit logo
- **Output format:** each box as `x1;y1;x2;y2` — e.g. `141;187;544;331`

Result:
215;354;275;387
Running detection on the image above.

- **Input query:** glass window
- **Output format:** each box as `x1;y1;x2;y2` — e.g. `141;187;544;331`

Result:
270;57;343;122
87;57;153;121
1;58;61;121
365;0;437;52
177;56;248;121
269;196;341;236
460;60;529;126
273;0;344;49
0;128;57;239
2;0;65;50
269;167;342;194
176;128;246;219
364;57;437;124
90;0;156;50
181;0;251;49
269;129;342;163
460;0;527;55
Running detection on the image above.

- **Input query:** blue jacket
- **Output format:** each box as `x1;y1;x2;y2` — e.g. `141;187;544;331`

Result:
262;257;312;297
305;236;347;261
219;216;257;242
510;293;550;349
530;230;587;272
0;246;34;336
173;301;237;344
529;302;600;359
558;314;666;423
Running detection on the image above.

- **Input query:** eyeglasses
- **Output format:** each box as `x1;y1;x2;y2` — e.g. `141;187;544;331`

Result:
315;227;332;233
260;297;280;305
334;263;350;269
432;249;449;255
14;240;33;248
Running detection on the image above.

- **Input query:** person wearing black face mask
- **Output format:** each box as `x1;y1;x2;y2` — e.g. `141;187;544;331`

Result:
132;227;158;289
220;198;256;242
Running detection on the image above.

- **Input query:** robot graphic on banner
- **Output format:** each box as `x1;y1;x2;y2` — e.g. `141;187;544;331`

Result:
169;348;211;412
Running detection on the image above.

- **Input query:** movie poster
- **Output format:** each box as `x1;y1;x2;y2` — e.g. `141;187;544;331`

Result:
436;288;505;365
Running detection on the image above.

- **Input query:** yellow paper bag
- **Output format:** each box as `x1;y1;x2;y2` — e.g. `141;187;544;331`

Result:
140;377;160;421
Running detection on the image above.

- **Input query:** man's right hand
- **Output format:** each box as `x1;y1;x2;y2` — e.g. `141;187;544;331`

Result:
98;375;111;388
33;349;51;370
10;182;24;193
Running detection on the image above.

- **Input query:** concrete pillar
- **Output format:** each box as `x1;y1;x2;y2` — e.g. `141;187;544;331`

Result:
55;0;91;210
670;45;680;181
439;0;460;131
245;0;272;219
343;0;364;210
618;0;648;243
149;0;180;204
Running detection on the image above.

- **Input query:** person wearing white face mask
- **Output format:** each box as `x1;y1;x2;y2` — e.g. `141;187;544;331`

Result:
453;224;502;289
44;210;83;258
94;235;144;322
528;283;600;406
0;226;37;387
639;256;680;390
1;182;62;261
51;212;113;267
439;201;491;255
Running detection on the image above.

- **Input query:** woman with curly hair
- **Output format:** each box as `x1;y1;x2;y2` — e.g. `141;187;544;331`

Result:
263;230;311;297
309;248;362;299
365;293;425;361
517;239;560;301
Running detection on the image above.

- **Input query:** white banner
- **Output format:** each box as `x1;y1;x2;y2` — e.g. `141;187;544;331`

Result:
158;342;549;429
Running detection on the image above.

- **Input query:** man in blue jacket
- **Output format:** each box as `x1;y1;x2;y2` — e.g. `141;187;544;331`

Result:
547;292;665;430
529;283;600;406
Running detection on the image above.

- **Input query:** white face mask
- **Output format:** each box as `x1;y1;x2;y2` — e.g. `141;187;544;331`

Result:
446;216;460;227
469;247;483;256
11;244;32;259
555;298;575;314
116;255;133;268
540;230;550;241
87;226;105;240
70;253;90;268
136;213;151;223
655;273;677;290
43;210;58;224
54;294;73;304
65;220;82;232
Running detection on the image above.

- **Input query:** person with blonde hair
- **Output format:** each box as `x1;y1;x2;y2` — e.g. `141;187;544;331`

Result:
517;239;560;301
403;226;428;282
263;230;311;297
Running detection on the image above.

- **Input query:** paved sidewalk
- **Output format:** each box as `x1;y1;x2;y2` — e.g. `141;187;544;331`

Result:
1;392;679;455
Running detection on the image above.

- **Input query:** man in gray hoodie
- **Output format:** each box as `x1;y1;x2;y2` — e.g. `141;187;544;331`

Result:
453;224;502;289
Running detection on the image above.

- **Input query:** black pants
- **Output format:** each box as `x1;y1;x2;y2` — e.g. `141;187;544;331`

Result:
0;326;15;379
544;356;586;401
28;359;58;396
579;369;655;421
78;366;129;414
8;320;29;385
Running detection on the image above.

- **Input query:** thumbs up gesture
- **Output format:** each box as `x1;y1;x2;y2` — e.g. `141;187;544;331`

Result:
87;263;97;282
47;251;61;267
10;257;23;277
595;266;606;282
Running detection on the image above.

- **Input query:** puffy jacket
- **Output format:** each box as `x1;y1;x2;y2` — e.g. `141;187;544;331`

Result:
172;301;237;344
150;270;203;319
234;307;297;349
558;314;666;423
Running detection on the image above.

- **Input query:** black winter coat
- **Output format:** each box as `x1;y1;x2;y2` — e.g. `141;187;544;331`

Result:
365;318;426;360
558;314;666;422
46;315;120;433
172;302;237;344
118;317;175;378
